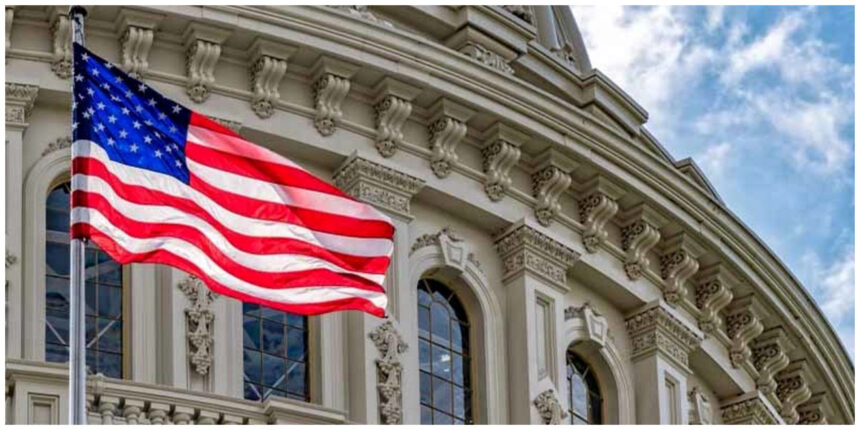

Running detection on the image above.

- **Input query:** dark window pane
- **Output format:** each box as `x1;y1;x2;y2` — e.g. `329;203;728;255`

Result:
286;329;306;361
432;376;452;413
420;372;431;404
84;249;98;283
434;410;453;424
243;302;260;316
243;349;262;382
286;362;306;396
418;307;430;339
453;386;466;418
46;242;70;276
85;315;96;344
262;354;285;388
419;340;431;372
432;344;451;380
243;316;260;350
99;352;122;378
285;313;305;329
45;277;70;312
420;406;432;424
418;288;431;307
85;281;96;316
261;306;284;323
99;259;122;286
46;208;70;232
45;310;69;345
452;353;464;386
261;319;285;356
98;285;122;318
97;319;122;353
245;383;261;401
430;302;450;343
45;342;68;363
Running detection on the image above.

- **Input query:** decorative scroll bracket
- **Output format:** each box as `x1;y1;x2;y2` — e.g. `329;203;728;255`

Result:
183;23;231;103
577;175;623;253
617;203;665;280
249;38;295;119
480;123;525;202
532;148;576;227
427;98;474;177
311;56;358;136
372;77;421;157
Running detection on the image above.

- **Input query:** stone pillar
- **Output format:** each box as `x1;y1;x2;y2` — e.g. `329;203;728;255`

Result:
333;154;424;424
494;220;580;424
5;82;37;360
625;300;703;424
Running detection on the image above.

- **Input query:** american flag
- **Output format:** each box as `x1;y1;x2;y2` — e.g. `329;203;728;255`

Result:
70;43;393;317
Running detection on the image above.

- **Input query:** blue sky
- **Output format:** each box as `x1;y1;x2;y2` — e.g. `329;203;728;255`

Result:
571;6;855;357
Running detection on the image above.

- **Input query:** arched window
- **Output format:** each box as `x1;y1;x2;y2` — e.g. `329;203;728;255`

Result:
567;351;602;424
242;303;309;402
44;183;125;378
418;279;472;424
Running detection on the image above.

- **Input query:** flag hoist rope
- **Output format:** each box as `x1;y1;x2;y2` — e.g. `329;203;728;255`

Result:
69;5;88;425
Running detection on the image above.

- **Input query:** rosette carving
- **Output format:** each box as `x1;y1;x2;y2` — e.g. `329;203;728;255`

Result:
532;166;571;226
724;295;764;368
370;321;407;424
313;73;351;136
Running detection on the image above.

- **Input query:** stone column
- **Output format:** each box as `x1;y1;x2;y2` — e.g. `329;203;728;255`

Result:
625;300;703;424
333;154;424;424
494;220;580;424
5;82;37;360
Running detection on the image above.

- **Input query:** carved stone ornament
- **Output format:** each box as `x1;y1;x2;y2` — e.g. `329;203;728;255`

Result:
625;302;702;369
369;321;407;424
459;42;514;75
427;99;474;177
724;295;764;368
50;13;72;79
751;328;790;395
693;265;733;335
659;234;700;306
185;40;221;103
120;26;154;79
502;5;534;25
720;394;780;425
481;123;525;202
532;166;571;227
42;136;71;157
775;361;812;424
411;227;463;254
249;39;295;119
495;222;580;292
688;386;712;425
6;82;38;126
313;73;350;136
332;6;394;28
564;302;608;347
533;389;567;424
411;227;482;274
177;275;218;376
333;155;425;218
797;393;828;425
5;250;17;268
552;44;579;68
374;95;412;157
618;203;663;280
578;176;622;253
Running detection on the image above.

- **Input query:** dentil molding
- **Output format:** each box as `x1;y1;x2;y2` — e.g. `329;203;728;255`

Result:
333;154;425;218
494;221;580;292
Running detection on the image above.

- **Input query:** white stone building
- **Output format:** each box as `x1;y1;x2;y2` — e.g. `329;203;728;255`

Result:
4;5;854;425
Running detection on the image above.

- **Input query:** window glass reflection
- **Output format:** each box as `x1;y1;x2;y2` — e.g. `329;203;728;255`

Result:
242;304;309;402
567;351;602;424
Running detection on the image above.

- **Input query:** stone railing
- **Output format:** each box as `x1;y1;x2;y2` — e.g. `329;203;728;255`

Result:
6;359;349;425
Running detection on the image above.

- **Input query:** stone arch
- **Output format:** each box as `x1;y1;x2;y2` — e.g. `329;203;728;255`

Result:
564;303;635;424
406;228;507;424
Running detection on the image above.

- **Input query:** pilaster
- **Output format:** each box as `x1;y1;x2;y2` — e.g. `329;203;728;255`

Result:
372;77;421;157
577;175;623;253
5;82;37;360
494;220;578;423
531;148;576;227
427;98;474;177
625;300;703;424
480;122;525;202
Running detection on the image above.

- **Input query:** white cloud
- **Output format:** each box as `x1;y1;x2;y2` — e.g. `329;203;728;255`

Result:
799;244;855;356
705;6;725;32
697;142;732;177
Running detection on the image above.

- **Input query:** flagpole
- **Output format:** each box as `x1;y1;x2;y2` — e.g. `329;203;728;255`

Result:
68;5;88;425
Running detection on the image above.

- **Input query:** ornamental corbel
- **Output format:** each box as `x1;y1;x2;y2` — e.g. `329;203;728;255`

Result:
775;360;812;424
333;154;425;218
177;275;218;376
115;9;163;79
5;82;38;127
617;203;665;280
480;122;525;201
372;77;421;157
369;321;407;424
693;264;734;335
625;301;703;370
797;392;828;425
532;148;577;227
533;389;567;424
48;8;72;79
249;38;296;119
427;98;475;177
311;56;358;136
751;327;791;396
494;220;580;292
577;175;623;252
183;23;231;103
658;232;702;306
724;294;765;368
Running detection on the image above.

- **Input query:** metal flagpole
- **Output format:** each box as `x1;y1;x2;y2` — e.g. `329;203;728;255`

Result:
68;5;88;425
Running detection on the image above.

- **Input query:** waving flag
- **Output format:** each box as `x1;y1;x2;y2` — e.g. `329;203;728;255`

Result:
70;42;392;317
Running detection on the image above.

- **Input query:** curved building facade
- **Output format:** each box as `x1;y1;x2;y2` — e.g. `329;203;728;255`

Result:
5;5;854;425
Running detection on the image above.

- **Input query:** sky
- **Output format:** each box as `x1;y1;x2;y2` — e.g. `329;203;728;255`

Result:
570;6;855;358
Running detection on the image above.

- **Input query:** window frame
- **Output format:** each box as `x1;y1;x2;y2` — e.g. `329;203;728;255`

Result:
566;350;604;425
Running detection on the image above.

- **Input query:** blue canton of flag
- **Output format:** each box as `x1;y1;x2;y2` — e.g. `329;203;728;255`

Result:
72;42;192;183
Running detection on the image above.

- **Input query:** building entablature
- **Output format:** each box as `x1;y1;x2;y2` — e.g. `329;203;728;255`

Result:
5;5;852;423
